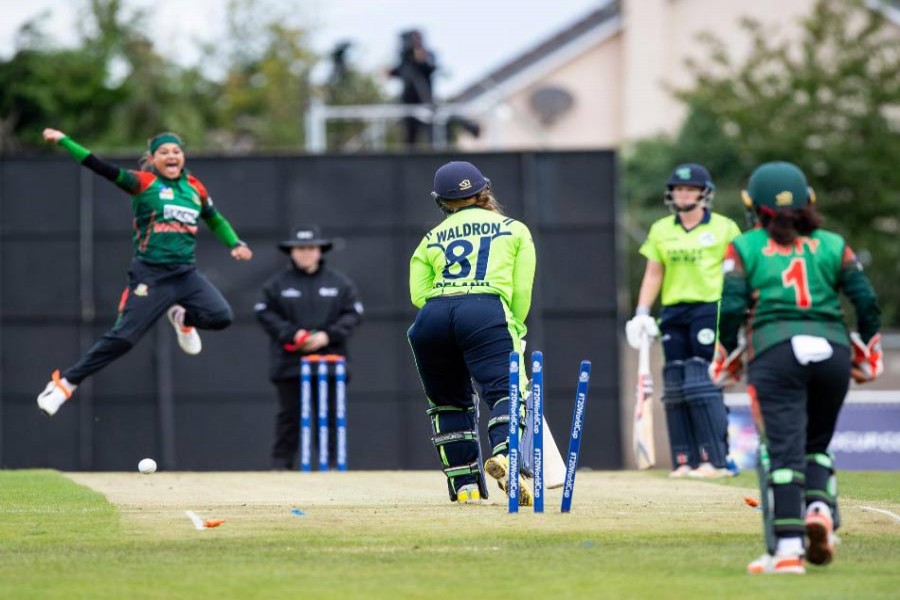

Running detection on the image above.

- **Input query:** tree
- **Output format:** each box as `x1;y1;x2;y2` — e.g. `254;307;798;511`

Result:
0;4;130;152
214;0;318;150
0;46;124;152
0;0;386;153
0;0;217;152
213;0;386;151
81;0;220;150
624;0;900;324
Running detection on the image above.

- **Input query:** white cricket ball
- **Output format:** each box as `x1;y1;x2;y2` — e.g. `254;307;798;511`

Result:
138;458;157;474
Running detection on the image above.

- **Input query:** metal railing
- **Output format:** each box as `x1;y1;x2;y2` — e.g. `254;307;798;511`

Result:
304;98;474;152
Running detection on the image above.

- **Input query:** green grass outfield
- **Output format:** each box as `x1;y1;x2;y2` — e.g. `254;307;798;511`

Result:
1;470;898;599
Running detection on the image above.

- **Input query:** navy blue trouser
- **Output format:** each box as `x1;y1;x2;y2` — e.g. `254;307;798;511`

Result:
659;301;729;467
659;302;718;362
408;295;517;494
63;258;233;384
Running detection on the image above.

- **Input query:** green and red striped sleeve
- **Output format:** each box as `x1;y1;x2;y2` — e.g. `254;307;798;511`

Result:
189;175;243;248
838;245;881;342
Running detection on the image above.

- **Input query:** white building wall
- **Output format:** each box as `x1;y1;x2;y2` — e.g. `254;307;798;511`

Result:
458;0;827;149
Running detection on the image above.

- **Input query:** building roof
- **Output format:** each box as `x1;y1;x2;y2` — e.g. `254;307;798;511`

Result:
449;0;621;104
450;0;898;108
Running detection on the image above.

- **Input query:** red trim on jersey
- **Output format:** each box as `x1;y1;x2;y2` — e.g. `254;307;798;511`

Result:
187;174;210;204
133;171;158;194
139;210;156;252
841;244;858;268
724;243;745;274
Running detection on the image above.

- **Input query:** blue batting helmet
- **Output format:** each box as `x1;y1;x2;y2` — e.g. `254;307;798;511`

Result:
664;163;715;211
431;161;490;201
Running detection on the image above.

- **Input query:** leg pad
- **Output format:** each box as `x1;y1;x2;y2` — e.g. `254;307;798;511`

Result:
427;405;488;500
662;361;697;468
806;452;840;530
682;358;729;467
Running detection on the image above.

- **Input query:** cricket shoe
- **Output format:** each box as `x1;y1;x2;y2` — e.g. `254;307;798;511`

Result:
688;462;734;479
37;370;76;416
805;502;838;566
167;305;202;355
668;464;693;478
456;483;482;504
747;551;805;575
484;454;533;507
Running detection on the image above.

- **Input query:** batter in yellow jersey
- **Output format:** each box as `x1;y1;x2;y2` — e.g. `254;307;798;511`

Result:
408;161;535;506
626;163;740;477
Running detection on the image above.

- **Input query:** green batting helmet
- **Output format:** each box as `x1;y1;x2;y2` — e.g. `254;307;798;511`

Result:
741;161;816;212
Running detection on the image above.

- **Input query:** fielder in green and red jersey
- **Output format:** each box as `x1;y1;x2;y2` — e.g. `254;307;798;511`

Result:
711;162;882;575
408;161;536;505
36;129;253;418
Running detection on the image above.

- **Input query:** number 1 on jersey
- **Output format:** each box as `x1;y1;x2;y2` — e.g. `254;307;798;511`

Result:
782;257;812;308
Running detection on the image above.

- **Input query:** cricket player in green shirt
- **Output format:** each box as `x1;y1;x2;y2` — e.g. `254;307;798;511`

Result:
408;161;536;504
711;162;882;574
626;163;741;477
37;128;253;417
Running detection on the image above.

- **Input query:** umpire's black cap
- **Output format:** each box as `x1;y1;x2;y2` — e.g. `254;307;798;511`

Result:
278;226;333;253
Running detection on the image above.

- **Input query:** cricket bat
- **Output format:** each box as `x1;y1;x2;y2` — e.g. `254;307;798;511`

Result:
521;392;567;489
540;413;567;488
633;332;656;469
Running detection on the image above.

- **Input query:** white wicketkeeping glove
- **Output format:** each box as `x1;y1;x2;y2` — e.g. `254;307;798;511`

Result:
625;314;659;350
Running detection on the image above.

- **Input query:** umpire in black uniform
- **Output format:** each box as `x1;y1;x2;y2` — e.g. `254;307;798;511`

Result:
255;226;363;470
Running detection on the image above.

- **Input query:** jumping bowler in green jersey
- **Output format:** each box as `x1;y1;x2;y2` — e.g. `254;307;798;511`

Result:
711;162;882;575
626;164;741;478
408;161;536;504
37;128;253;417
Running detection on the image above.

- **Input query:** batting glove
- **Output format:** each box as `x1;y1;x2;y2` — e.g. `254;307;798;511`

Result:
850;332;883;384
709;342;746;387
625;314;659;350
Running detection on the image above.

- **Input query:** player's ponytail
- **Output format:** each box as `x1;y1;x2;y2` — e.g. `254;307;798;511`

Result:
139;151;153;172
473;189;504;215
440;189;505;215
759;204;823;245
